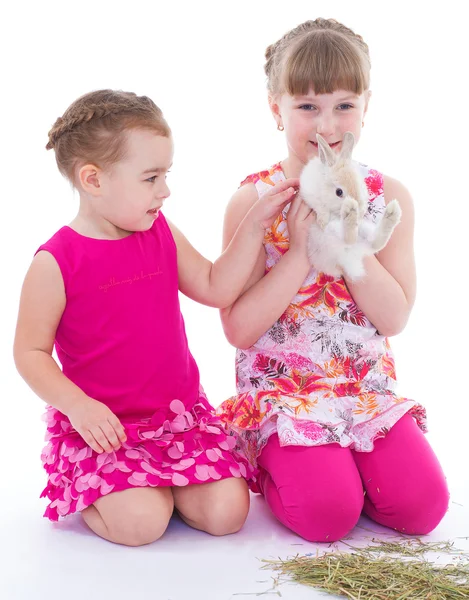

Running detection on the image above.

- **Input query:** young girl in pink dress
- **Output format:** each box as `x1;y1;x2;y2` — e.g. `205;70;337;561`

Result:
13;89;298;546
217;18;449;542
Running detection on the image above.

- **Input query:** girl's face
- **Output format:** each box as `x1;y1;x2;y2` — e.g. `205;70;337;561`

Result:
270;89;370;175
96;130;173;235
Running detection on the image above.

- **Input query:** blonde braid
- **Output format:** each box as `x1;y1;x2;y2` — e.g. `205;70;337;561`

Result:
46;98;138;150
46;90;159;150
45;89;170;185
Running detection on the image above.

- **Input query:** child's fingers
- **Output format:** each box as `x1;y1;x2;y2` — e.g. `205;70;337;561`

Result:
283;177;300;189
268;178;299;193
81;429;105;454
108;415;127;444
287;191;304;217
277;187;298;206
262;178;299;202
99;423;121;451
90;426;114;453
265;186;297;209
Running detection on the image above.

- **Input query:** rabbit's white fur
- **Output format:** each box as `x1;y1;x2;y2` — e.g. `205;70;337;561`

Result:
299;132;402;280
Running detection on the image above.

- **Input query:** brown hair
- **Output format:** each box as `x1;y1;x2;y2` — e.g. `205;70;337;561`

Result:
265;18;371;96
46;89;171;184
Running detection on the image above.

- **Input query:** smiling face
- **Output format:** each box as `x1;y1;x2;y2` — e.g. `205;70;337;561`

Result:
265;25;372;178
270;88;370;177
93;129;173;236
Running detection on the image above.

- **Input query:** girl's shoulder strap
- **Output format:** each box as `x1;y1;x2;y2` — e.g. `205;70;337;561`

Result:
35;227;76;289
240;163;285;197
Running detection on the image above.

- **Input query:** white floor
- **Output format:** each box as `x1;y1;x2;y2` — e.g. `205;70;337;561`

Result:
3;347;468;600
2;481;469;600
2;351;468;600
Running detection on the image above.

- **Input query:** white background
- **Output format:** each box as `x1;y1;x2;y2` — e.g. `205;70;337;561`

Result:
0;1;468;598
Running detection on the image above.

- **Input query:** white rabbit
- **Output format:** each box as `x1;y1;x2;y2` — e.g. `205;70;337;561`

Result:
299;132;402;280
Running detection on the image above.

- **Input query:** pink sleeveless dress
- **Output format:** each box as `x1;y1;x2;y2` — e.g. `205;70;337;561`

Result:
217;164;427;474
38;213;249;520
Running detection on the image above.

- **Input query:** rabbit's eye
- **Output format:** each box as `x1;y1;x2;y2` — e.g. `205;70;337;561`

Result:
336;188;344;197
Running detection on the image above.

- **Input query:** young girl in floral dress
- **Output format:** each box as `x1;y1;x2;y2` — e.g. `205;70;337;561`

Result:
217;18;449;542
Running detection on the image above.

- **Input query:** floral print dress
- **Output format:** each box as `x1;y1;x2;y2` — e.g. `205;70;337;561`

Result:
217;163;426;470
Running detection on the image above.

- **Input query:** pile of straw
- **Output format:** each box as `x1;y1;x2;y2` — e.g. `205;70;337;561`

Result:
263;538;469;599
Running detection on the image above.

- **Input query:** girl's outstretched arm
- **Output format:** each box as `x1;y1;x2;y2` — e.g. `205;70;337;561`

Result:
168;179;298;309
344;176;417;337
14;252;126;454
220;184;314;350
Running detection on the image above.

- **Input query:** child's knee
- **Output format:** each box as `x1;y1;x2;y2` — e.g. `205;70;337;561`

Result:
202;479;250;536
369;475;450;535
108;507;171;546
275;482;363;542
287;497;362;543
95;488;174;546
401;482;449;535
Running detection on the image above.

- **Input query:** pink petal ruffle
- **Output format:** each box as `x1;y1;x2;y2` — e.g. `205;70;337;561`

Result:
40;396;253;521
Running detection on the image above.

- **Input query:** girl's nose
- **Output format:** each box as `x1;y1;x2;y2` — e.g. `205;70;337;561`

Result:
159;181;171;199
316;114;335;138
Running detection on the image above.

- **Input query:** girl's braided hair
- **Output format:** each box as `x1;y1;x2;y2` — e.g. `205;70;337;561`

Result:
46;89;170;184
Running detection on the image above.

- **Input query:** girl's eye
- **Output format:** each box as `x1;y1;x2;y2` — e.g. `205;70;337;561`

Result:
337;103;353;110
147;170;170;182
299;104;316;111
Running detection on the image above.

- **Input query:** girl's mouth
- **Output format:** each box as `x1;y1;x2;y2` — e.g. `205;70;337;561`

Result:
310;140;341;149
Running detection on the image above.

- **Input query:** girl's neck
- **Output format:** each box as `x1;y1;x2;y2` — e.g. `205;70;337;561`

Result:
70;211;132;241
280;155;307;179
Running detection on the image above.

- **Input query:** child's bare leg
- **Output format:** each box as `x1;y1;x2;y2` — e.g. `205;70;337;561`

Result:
82;487;174;546
172;477;250;536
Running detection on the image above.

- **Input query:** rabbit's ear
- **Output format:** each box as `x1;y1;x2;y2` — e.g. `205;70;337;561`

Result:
339;132;355;162
317;134;336;167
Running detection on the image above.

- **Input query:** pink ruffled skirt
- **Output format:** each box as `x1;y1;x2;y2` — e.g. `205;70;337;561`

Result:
41;394;252;520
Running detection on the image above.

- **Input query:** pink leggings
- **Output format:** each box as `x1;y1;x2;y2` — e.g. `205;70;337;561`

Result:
257;414;449;542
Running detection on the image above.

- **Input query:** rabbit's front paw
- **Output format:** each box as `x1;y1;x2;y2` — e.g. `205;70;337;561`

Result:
341;198;358;220
341;198;358;244
316;209;330;230
383;199;402;226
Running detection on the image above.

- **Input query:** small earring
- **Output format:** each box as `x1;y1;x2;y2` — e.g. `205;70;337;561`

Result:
277;124;284;131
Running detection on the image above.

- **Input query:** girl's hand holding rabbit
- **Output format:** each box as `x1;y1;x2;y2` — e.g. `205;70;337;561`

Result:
287;192;316;260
